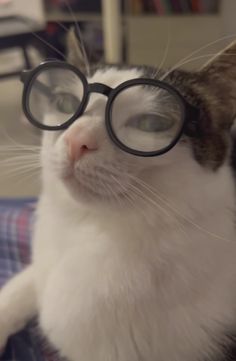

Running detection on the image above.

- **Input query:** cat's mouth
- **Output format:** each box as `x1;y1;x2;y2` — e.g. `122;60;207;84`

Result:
58;163;132;202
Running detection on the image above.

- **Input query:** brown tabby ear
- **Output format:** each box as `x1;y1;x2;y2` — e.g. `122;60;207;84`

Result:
66;27;88;73
183;41;236;170
201;40;236;75
200;40;236;127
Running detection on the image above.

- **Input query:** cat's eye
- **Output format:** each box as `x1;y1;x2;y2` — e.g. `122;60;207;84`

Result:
22;60;199;157
126;114;175;132
24;63;86;128
51;92;81;114
109;83;184;154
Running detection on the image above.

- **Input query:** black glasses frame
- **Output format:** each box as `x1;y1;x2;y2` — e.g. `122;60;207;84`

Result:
21;60;200;157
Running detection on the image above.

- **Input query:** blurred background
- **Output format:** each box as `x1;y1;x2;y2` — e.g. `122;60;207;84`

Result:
0;0;236;198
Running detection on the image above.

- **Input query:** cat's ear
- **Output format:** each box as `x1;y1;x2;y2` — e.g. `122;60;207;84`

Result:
201;40;236;79
195;41;236;135
188;41;236;169
198;40;236;129
66;27;88;73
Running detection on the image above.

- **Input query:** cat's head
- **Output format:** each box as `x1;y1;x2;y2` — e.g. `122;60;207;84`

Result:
34;31;236;207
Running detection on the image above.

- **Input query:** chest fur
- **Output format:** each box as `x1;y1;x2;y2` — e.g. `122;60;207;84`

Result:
33;209;236;361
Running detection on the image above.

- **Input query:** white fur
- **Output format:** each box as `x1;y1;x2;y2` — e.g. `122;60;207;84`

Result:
0;67;236;361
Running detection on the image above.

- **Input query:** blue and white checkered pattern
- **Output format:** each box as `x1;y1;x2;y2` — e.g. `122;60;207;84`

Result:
0;198;61;361
0;198;35;288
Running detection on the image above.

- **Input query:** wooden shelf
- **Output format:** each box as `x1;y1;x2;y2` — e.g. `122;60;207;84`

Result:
125;13;220;18
44;1;236;69
46;11;220;23
46;11;101;23
125;13;220;22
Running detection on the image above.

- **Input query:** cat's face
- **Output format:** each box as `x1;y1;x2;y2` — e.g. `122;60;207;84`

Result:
41;66;182;204
39;33;236;206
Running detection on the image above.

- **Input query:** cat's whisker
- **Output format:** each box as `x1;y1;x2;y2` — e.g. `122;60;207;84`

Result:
6;169;40;188
0;151;41;157
55;21;70;34
110;175;151;222
3;172;40;185
0;147;40;154
77;162;229;242
0;129;41;152
0;156;41;170
10;166;40;178
155;19;172;79
18;169;40;183
110;175;136;207
93;175;110;200
1;172;39;186
0;153;40;161
107;167;194;235
129;174;180;208
63;0;90;76
161;53;236;80
111;172;176;223
0;158;40;165
0;156;41;166
0;161;41;169
130;175;233;243
16;121;42;137
31;32;66;60
104;180;124;208
161;32;236;79
0;167;40;175
1;166;41;178
127;182;189;239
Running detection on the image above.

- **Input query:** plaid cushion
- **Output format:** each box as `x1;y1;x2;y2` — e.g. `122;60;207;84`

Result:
0;198;35;288
0;198;61;361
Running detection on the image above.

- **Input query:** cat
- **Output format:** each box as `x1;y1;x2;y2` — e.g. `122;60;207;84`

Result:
0;29;236;361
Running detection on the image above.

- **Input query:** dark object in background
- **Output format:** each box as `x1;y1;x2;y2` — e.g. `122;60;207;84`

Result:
43;21;103;64
62;0;101;12
130;0;220;14
1;328;43;361
45;0;101;12
0;321;63;361
42;22;66;60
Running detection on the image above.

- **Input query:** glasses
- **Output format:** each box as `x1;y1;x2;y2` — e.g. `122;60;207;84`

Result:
21;60;199;157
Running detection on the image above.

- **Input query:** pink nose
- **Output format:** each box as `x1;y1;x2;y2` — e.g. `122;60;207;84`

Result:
65;129;98;162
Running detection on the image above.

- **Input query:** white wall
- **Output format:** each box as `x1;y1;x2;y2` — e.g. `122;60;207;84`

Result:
221;0;236;37
0;0;45;25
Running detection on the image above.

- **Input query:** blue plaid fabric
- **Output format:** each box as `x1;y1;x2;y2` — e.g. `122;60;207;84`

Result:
0;198;35;288
0;198;61;361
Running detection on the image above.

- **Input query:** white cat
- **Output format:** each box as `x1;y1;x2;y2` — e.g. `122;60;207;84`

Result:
0;34;236;361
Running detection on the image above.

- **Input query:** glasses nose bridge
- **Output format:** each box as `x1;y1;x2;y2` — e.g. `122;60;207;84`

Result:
88;83;112;97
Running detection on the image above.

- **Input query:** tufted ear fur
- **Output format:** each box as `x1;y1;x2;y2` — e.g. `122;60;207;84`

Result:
169;40;236;170
199;40;236;130
190;40;236;169
66;27;88;74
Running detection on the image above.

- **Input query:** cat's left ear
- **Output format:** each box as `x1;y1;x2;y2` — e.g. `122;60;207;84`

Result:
66;27;88;73
200;40;236;127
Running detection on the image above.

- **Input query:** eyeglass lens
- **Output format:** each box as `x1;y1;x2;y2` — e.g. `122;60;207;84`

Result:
26;66;184;155
27;67;84;127
110;84;184;153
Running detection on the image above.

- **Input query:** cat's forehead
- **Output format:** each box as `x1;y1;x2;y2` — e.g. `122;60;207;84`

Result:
88;67;144;88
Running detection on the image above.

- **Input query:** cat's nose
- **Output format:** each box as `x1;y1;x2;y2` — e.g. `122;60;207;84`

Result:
64;128;98;162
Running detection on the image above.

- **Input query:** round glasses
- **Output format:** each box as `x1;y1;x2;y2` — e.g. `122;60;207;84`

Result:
21;61;199;157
